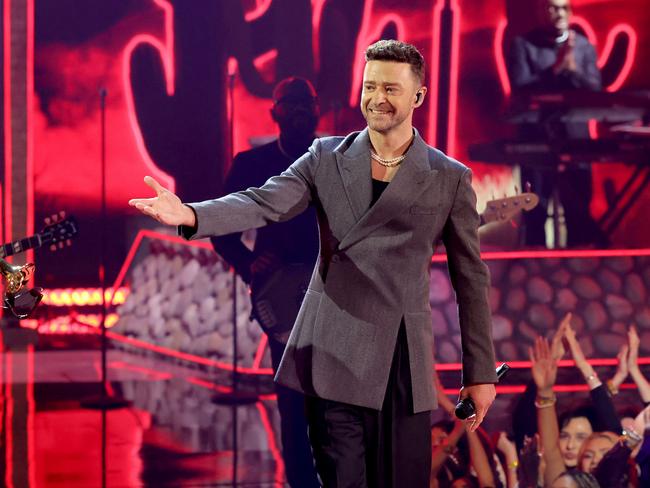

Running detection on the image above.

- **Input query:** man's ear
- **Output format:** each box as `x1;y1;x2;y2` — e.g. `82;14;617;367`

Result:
414;87;427;107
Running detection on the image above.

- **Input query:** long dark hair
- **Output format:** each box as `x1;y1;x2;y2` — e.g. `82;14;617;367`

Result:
555;470;600;488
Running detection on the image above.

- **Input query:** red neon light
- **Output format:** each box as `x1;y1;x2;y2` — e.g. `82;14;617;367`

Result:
122;0;176;193
27;344;35;488
4;0;13;247
588;119;598;139
311;0;327;72
185;376;276;401
26;0;34;270
427;0;444;147
446;0;461;157
256;402;285;488
436;357;650;372
5;350;14;488
93;358;116;397
42;287;129;307
431;247;650;263
244;0;272;22
494;18;510;97
108;361;173;381
252;49;277;73
571;16;637;91
109;229;213;306
495;17;636;95
441;382;638;396
600;24;637;92
252;333;269;370
348;0;407;106
107;329;274;376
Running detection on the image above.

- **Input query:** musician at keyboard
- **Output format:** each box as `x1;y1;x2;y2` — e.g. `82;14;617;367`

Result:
507;0;607;247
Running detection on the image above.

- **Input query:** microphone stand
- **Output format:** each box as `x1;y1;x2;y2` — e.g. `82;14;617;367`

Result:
83;88;130;411
209;69;258;488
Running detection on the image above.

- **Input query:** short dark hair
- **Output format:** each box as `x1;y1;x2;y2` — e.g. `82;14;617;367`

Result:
364;40;425;84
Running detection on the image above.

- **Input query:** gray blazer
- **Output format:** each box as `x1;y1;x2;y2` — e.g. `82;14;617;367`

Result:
187;128;497;413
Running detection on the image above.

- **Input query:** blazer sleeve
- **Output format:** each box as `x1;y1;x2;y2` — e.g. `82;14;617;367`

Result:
183;139;321;240
442;168;497;385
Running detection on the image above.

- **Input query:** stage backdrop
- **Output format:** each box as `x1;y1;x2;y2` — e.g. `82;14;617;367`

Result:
1;0;649;287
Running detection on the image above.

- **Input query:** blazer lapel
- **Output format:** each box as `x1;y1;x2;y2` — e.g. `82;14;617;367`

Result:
335;128;373;222
339;130;439;250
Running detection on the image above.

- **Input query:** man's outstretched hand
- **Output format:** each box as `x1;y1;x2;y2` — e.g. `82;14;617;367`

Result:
129;176;196;227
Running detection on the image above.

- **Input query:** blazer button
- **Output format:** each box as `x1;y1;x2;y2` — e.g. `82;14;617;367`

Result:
331;254;340;263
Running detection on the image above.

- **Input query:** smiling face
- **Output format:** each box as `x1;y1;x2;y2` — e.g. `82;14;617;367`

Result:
361;60;424;136
558;416;593;467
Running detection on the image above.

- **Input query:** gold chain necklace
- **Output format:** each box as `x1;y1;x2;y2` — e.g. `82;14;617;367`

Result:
370;150;406;167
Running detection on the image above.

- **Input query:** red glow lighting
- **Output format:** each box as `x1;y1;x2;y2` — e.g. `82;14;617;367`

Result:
427;0;444;147
4;349;14;488
122;0;176;193
256;402;285;488
244;0;272;22
495;17;637;96
432;247;650;263
3;0;13;246
348;0;407;107
571;17;638;91
311;0;327;72
26;0;35;270
107;329;274;376
494;18;510;97
31;314;120;334
27;344;35;488
252;333;269;370
446;0;461;157
41;287;129;307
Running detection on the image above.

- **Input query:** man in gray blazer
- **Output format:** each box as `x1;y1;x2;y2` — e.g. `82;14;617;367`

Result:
131;40;497;488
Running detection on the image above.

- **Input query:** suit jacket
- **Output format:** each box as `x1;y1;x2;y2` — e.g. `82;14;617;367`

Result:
186;128;497;413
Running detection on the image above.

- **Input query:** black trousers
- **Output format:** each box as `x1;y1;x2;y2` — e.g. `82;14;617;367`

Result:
305;324;432;488
269;338;321;488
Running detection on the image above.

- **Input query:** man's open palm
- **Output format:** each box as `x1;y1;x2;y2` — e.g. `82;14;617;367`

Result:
129;176;195;227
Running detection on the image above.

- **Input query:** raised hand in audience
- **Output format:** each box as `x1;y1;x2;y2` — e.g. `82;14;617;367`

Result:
529;336;565;485
517;435;542;488
496;432;519;488
608;342;629;395
564;320;602;390
628;325;650;403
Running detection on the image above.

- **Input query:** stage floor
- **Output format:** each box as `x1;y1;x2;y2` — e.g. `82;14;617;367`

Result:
0;333;287;488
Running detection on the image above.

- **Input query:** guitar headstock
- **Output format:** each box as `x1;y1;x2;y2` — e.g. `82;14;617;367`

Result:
40;211;79;251
482;192;540;225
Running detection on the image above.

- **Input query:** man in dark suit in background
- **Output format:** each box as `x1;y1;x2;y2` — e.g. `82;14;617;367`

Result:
211;77;320;488
508;0;605;247
131;40;497;488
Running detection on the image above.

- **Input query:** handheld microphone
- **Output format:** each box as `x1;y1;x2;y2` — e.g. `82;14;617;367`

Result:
454;363;510;420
